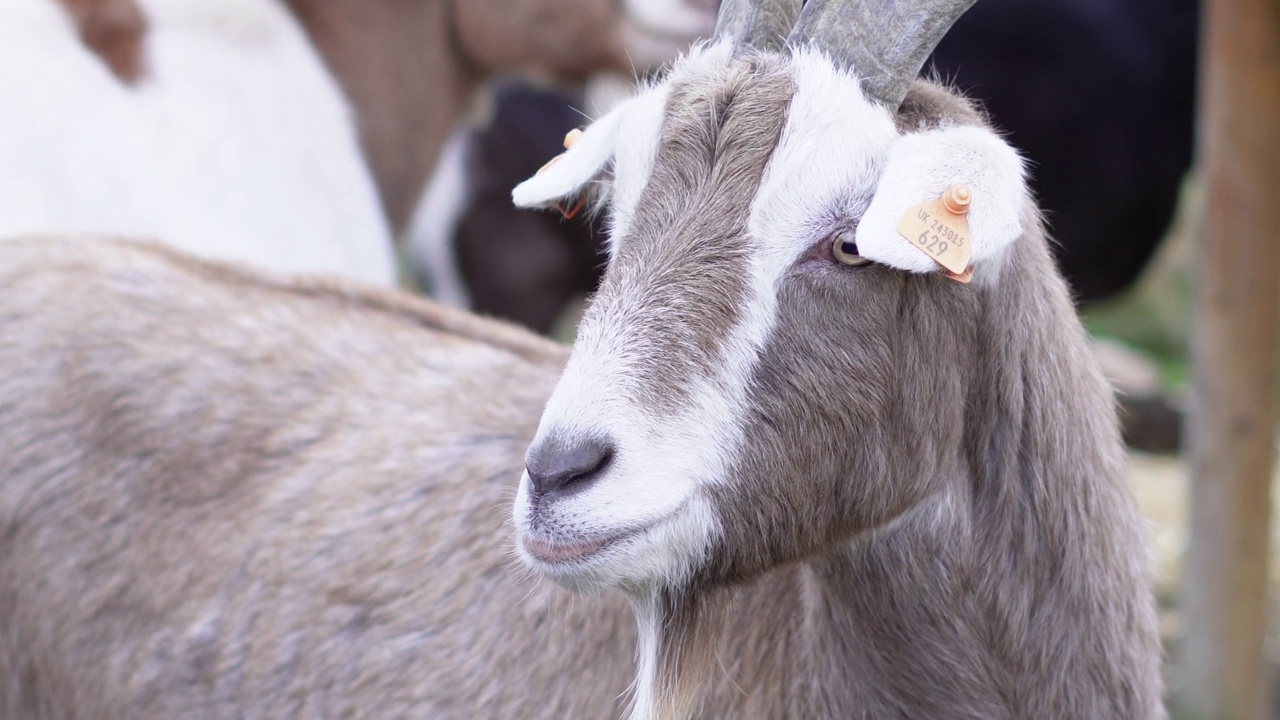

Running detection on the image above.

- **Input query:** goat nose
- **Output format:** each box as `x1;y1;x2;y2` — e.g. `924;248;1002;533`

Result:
526;436;614;498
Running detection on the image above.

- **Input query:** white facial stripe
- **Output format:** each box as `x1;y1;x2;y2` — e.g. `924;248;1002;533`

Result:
607;84;671;244
748;49;899;273
723;52;899;447
515;41;776;590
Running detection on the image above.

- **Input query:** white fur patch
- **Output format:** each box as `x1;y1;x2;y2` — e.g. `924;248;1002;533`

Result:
627;595;661;720
0;0;396;285
855;126;1027;278
748;48;899;271
407;126;472;307
605;85;672;242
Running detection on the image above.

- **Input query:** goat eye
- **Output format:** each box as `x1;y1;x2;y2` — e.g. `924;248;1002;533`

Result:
831;232;872;267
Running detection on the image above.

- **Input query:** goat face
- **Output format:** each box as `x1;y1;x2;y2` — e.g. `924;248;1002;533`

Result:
511;42;1028;593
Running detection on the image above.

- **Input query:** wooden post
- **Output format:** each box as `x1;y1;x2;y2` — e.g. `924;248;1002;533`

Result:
1180;0;1280;717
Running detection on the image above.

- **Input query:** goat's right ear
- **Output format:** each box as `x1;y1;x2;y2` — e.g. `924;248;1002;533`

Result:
511;100;631;210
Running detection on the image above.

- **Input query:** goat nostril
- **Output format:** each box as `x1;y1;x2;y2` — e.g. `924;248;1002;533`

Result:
526;436;614;499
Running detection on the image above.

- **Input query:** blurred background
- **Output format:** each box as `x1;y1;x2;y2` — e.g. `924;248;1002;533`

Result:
6;0;1278;716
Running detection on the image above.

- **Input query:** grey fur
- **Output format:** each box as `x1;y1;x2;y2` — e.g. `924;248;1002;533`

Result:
581;54;795;414
0;238;636;719
550;61;1165;718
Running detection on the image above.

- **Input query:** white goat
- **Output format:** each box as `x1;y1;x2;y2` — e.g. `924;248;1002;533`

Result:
0;0;397;285
0;0;1163;718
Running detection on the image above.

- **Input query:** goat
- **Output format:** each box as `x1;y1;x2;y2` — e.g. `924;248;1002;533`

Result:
0;0;1164;718
0;236;641;719
509;0;1165;716
286;0;720;236
5;0;397;285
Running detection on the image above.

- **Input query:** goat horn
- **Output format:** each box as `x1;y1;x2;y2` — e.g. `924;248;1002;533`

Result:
788;0;978;109
715;0;803;52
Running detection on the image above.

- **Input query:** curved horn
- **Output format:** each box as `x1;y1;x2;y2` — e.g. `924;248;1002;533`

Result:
789;0;978;109
715;0;803;52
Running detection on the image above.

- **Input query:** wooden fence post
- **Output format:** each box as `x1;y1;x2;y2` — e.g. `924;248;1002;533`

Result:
1180;0;1280;717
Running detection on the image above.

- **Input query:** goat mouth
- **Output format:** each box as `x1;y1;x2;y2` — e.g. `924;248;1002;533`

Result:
521;530;633;564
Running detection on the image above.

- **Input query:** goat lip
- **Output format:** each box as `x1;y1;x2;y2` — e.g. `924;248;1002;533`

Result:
521;531;628;564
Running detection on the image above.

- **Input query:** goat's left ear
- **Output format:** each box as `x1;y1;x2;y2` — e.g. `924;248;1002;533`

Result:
511;98;630;210
854;126;1028;277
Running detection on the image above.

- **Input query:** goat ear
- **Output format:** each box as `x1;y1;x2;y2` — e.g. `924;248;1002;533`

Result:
854;126;1027;276
511;100;630;210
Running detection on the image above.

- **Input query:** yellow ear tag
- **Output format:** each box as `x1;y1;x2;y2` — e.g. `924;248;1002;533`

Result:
897;184;974;283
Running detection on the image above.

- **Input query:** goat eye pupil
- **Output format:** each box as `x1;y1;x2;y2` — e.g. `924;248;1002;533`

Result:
840;240;859;256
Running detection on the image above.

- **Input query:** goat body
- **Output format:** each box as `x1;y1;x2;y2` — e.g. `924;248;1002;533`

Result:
0;237;636;719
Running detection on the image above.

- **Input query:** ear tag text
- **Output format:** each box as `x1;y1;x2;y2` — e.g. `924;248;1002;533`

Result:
535;129;587;219
897;184;973;283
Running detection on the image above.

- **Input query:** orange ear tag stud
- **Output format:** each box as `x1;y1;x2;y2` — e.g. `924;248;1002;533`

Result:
897;184;974;283
534;128;587;219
